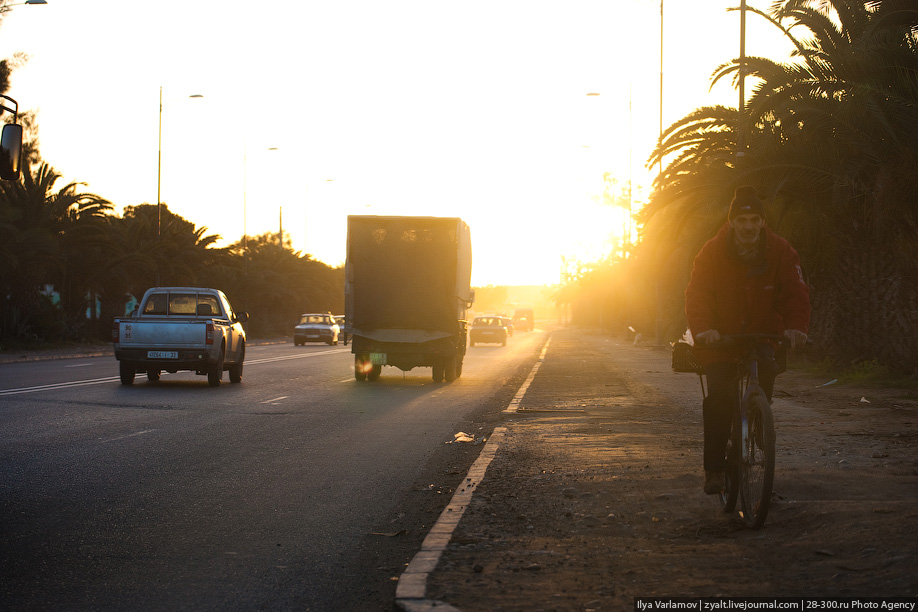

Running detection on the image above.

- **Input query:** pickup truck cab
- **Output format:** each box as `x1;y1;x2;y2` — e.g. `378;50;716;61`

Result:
113;287;248;387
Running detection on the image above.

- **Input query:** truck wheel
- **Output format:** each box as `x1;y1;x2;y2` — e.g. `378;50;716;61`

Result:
444;356;457;382
119;361;135;386
432;362;444;382
229;343;245;383
368;364;381;381
208;349;224;387
456;356;463;378
147;370;160;383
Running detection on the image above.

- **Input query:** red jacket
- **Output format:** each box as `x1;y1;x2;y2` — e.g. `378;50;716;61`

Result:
685;223;810;365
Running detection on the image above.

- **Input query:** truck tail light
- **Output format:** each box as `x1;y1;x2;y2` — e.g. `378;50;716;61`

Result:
112;321;119;343
205;322;215;345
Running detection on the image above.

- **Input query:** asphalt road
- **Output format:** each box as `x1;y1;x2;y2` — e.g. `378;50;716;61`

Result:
0;333;547;611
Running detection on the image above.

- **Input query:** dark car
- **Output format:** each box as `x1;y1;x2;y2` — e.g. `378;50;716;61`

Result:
294;313;339;346
469;316;508;347
512;308;534;332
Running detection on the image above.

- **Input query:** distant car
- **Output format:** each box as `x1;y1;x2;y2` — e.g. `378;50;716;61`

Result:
512;308;534;332
294;313;339;346
498;316;514;336
469;316;508;347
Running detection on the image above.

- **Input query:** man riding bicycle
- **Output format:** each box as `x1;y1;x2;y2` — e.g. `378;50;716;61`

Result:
685;185;811;495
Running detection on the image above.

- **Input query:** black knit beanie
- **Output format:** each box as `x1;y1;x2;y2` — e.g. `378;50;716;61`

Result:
728;185;765;220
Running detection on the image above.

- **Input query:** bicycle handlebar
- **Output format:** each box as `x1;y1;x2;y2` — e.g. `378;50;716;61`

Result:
695;333;787;348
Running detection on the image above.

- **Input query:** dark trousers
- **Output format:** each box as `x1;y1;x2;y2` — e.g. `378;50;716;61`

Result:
702;344;777;472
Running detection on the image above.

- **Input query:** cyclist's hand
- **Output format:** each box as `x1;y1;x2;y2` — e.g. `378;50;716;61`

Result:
783;329;807;349
695;329;721;345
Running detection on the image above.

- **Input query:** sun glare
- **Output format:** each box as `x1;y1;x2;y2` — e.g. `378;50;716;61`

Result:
0;0;795;288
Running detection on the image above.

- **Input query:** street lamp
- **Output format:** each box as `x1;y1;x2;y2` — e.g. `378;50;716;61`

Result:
1;0;48;10
0;0;46;14
156;88;203;239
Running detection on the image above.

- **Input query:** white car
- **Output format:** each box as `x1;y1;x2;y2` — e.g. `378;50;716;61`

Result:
293;313;339;346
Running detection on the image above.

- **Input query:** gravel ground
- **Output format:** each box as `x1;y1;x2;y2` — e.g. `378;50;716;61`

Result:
419;328;918;612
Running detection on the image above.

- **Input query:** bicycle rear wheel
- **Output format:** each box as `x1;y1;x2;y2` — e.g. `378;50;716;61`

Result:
739;393;775;529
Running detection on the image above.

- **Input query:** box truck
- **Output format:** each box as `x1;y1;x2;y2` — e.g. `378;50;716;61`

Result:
345;216;473;382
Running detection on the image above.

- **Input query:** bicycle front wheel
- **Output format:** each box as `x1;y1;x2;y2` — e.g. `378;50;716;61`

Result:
719;415;740;513
739;393;775;529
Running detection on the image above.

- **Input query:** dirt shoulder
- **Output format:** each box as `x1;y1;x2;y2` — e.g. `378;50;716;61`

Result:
425;328;918;611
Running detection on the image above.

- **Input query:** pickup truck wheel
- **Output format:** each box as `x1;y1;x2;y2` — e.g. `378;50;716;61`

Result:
147;370;160;383
119;361;135;386
208;350;224;387
229;343;244;383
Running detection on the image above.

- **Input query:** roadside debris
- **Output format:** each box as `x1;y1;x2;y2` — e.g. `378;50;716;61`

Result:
448;432;486;445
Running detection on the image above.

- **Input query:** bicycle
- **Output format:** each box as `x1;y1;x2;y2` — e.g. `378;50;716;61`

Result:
672;333;785;529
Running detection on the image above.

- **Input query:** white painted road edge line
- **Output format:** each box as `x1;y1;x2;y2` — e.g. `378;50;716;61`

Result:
394;334;552;612
503;335;551;414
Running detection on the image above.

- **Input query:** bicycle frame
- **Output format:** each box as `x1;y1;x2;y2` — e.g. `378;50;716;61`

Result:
701;333;783;528
737;343;765;464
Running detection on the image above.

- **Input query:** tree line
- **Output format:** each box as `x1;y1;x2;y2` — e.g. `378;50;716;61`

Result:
560;0;918;374
0;159;343;343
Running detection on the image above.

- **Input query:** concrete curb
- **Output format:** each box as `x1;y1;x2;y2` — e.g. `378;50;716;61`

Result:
394;427;507;612
394;333;552;612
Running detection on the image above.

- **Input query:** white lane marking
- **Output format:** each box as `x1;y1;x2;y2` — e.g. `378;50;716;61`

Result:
0;348;347;397
261;396;288;404
64;363;94;368
0;377;121;396
102;429;156;443
246;348;348;365
503;336;551;413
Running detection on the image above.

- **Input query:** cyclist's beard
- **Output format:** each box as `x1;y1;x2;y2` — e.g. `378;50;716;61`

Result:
734;225;762;246
734;233;761;264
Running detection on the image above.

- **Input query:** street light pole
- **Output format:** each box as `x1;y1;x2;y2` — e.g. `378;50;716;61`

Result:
156;88;203;239
738;0;747;156
157;86;162;238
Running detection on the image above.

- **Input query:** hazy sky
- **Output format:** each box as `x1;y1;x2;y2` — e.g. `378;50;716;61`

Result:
0;0;792;286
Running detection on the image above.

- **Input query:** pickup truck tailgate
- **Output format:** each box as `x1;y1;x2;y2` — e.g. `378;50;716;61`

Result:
120;319;208;348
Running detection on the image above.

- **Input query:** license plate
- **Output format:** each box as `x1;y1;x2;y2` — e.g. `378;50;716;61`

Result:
307;334;319;338
370;353;387;365
147;351;178;359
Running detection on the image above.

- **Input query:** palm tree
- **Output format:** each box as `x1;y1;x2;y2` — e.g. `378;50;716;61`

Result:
641;0;918;368
0;161;112;340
